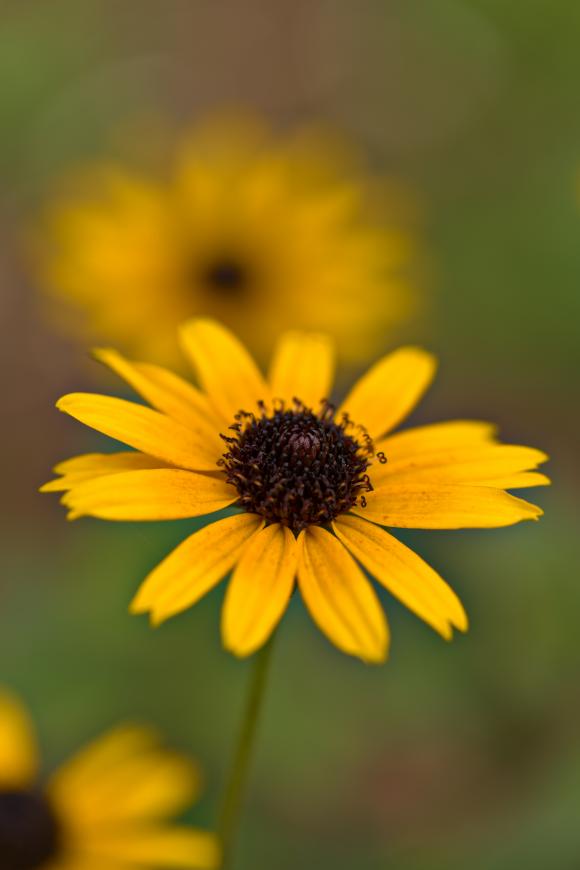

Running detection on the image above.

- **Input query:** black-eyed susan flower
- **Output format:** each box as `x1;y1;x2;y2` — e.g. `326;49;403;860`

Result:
35;113;416;367
0;688;218;869
43;320;549;664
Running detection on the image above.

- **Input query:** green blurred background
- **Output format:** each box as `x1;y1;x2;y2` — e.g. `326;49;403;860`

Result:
1;1;578;867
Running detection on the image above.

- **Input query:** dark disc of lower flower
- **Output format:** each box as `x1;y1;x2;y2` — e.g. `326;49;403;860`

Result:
201;257;249;295
0;790;61;870
220;400;374;534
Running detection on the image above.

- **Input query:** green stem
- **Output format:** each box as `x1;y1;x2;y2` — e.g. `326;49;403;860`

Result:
217;635;276;870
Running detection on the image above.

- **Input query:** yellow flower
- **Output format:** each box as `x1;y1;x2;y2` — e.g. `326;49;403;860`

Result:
36;114;416;367
0;688;218;869
43;320;549;664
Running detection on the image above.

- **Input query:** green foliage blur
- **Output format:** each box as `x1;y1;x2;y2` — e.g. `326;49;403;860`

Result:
1;1;578;868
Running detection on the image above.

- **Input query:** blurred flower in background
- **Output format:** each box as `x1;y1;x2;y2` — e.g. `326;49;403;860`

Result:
0;687;218;869
33;112;419;368
43;319;548;662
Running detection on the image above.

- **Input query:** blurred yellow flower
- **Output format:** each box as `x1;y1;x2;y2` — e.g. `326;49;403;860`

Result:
36;114;417;366
0;689;218;869
43;320;549;663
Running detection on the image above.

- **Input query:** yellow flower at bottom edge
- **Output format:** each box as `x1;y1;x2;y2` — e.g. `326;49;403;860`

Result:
35;113;417;368
42;319;549;664
0;690;218;870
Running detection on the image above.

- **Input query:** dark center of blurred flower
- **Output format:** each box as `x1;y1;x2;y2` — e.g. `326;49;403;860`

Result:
219;400;374;534
0;789;61;869
202;258;248;295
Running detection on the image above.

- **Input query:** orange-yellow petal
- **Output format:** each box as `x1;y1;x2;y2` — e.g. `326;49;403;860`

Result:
297;526;388;663
61;469;237;521
180;318;269;420
354;484;543;529
371;443;548;488
333;514;467;638
375;420;497;460
93;348;223;437
57;393;220;472
0;690;39;789
40;452;168;492
131;513;263;624
268;331;335;409
480;471;551;489
222;524;297;657
77;826;219;869
339;346;436;440
48;724;201;829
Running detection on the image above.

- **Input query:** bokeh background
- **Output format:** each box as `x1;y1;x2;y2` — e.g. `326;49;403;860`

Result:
1;1;579;868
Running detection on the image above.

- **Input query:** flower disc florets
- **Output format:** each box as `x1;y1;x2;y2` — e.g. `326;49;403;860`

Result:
219;400;374;534
0;789;60;869
201;257;249;296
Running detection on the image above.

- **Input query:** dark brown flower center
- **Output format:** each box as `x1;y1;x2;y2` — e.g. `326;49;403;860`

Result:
202;258;248;295
219;400;374;534
0;789;61;870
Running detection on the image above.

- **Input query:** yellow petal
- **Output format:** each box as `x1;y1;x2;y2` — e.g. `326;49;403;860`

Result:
222;524;297;657
48;856;129;870
54;452;166;476
297;526;388;663
333;515;467;638
48;725;201;829
268;331;335;409
40;452;168;492
131;513;263;623
375;420;498;461
480;471;551;489
0;690;39;789
57;393;220;472
61;469;236;521
371;444;548;487
354;484;543;529
93;348;223;438
49;726;159;807
180;318;269;421
78;827;219;869
339;347;436;440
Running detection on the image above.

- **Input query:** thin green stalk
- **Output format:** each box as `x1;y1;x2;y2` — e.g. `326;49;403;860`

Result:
217;635;276;870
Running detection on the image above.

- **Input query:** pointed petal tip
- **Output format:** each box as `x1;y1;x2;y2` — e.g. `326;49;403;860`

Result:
182;315;219;330
450;599;469;633
148;608;170;628
222;627;271;658
360;630;390;665
90;346;111;359
90;346;121;368
398;345;438;373
55;393;84;413
362;643;389;665
39;476;70;493
179;316;220;343
128;597;147;616
222;640;252;659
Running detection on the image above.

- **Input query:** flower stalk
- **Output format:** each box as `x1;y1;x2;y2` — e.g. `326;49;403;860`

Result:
217;633;276;869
